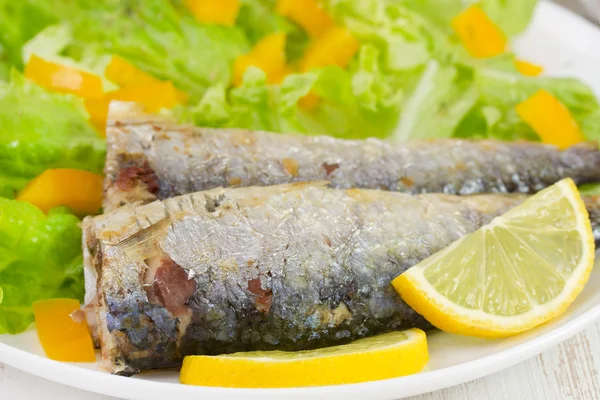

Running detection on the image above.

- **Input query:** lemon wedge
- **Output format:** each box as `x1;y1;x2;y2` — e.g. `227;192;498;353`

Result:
180;329;428;388
393;178;594;338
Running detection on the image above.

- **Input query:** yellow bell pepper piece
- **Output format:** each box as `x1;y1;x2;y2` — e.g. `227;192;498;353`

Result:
451;5;507;58
233;32;287;86
277;0;335;39
515;60;543;76
17;169;103;215
106;81;182;113
300;27;359;72
516;89;585;150
24;54;103;99
184;0;240;26
33;299;95;362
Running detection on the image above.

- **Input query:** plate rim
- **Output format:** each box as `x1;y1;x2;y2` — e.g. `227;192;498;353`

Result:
2;1;600;399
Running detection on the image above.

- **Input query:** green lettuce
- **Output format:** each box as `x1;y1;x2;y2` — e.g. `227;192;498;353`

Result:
0;201;84;334
0;71;105;198
0;0;57;71
236;0;309;61
402;0;538;37
393;61;477;140
44;0;250;99
178;57;404;139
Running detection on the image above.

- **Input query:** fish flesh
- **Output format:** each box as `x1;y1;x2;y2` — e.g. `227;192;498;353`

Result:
83;182;600;375
103;102;600;211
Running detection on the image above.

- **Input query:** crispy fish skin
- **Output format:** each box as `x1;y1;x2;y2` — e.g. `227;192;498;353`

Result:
103;103;600;211
84;182;535;375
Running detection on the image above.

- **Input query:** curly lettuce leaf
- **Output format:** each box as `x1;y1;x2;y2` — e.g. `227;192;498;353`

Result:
474;64;600;140
327;0;457;71
402;0;538;37
0;202;84;334
0;0;57;70
44;0;250;99
177;57;403;139
0;71;105;198
236;0;309;61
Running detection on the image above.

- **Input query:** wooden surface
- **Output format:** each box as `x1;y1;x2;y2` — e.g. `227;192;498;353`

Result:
1;321;600;400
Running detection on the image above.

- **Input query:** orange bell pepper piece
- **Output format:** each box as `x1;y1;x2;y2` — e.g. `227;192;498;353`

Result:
105;56;189;103
516;89;585;150
184;0;240;26
17;169;103;215
106;81;182;113
515;60;543;76
277;0;335;38
300;27;359;72
24;55;103;99
84;80;185;133
33;299;95;362
84;97;111;136
451;5;507;58
233;32;287;86
105;55;160;88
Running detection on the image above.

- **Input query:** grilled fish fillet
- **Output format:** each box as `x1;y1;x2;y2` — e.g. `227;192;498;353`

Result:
104;103;600;211
83;182;600;375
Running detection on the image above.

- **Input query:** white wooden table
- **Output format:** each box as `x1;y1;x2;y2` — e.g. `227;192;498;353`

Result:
2;320;600;400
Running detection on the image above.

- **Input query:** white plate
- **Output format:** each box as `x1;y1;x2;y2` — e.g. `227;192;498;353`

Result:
2;2;600;399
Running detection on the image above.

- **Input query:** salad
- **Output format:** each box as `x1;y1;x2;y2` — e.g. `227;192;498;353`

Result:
0;0;599;355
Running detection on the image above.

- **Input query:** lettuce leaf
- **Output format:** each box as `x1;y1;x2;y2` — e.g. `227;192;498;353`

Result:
237;0;309;61
402;0;538;37
393;61;478;140
0;0;57;70
327;0;457;71
45;0;250;99
0;202;84;334
178;58;403;139
0;71;105;198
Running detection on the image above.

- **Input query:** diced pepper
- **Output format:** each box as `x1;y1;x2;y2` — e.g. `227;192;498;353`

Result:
184;0;240;26
33;299;95;362
24;54;103;99
105;56;189;102
105;55;160;87
300;27;359;72
106;81;182;113
17;169;103;215
233;32;287;86
516;89;585;150
451;5;507;58
84;80;185;134
84;97;110;136
277;0;335;38
515;60;543;76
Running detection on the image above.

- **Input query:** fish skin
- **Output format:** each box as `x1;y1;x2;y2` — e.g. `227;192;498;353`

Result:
85;182;538;375
103;103;600;211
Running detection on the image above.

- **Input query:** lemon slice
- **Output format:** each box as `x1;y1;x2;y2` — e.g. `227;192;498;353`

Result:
393;178;594;338
180;329;428;388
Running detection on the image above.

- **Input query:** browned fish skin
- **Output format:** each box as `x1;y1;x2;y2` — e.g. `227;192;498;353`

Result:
85;183;539;375
103;104;600;211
